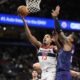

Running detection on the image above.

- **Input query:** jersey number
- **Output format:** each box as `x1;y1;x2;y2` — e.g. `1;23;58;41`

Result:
42;53;47;60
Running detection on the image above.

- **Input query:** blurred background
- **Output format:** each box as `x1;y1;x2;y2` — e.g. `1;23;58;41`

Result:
0;0;80;80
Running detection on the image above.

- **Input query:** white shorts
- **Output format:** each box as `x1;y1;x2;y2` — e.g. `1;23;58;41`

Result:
41;69;56;80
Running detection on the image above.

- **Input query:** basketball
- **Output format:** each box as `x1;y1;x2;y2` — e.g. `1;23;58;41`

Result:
17;5;29;16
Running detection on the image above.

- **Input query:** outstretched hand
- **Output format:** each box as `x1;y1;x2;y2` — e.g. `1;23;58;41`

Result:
19;14;24;19
51;5;60;17
19;14;25;23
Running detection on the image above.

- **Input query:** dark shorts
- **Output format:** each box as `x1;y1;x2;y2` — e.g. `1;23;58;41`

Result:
56;71;72;80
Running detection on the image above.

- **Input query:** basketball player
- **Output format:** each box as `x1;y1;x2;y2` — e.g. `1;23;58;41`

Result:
32;31;80;80
51;5;78;80
19;14;58;80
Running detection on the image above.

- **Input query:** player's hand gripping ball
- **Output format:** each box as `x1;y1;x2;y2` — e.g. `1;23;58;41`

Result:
17;5;29;16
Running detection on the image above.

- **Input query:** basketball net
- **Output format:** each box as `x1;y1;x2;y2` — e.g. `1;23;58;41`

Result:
25;0;41;13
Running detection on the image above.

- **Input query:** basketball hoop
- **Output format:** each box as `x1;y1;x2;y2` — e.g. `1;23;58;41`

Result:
25;0;41;13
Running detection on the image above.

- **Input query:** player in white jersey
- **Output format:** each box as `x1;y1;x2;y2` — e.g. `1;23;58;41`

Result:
37;44;57;80
19;10;58;80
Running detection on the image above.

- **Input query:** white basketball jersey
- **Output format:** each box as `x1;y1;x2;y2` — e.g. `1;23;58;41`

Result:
37;46;57;72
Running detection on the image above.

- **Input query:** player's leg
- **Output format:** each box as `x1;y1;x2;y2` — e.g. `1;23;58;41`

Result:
56;71;72;80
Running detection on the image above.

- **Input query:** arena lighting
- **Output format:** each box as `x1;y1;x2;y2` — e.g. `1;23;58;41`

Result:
0;14;80;31
3;27;7;31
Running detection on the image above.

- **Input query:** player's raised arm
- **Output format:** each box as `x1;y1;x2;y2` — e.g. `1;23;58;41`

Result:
51;6;67;41
52;31;61;49
20;15;41;48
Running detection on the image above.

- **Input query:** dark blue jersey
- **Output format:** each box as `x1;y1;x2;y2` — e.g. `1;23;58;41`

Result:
57;47;74;71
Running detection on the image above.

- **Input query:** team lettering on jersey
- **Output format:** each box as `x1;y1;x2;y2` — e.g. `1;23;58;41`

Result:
37;45;57;71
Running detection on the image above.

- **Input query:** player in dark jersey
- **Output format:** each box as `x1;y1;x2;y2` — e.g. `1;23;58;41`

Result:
51;6;78;80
